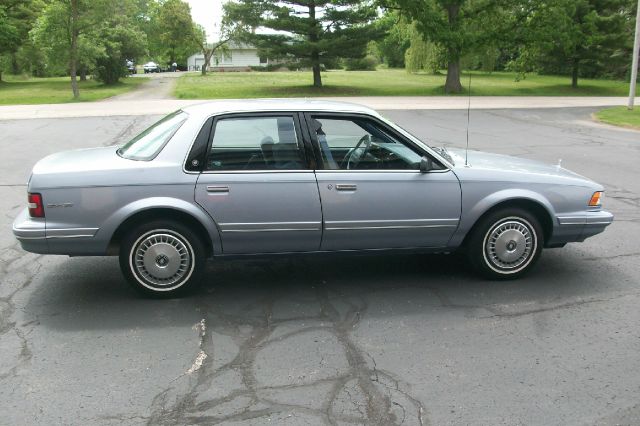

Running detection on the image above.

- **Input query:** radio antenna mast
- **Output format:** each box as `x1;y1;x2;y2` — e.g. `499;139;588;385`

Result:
464;71;471;167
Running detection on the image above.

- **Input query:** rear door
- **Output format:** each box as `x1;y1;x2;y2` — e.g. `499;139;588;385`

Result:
194;113;322;254
304;113;462;251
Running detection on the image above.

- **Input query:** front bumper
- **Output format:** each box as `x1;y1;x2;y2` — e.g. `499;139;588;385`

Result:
549;210;614;246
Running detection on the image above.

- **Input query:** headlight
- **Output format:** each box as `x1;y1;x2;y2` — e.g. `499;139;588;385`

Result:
588;191;603;207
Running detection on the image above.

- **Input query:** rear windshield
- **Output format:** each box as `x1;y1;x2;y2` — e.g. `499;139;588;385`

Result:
117;111;188;160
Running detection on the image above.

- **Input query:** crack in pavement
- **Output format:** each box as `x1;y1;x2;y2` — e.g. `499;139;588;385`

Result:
142;260;640;425
146;265;427;425
0;241;43;382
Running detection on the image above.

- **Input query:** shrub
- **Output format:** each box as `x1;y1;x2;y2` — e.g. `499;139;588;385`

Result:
344;55;378;71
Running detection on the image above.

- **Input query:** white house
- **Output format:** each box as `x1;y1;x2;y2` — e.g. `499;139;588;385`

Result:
187;42;270;72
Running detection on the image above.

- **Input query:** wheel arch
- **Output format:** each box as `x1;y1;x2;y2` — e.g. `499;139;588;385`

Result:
457;192;556;249
106;202;220;257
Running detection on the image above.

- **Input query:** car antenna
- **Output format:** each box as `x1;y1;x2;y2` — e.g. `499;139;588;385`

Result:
464;71;472;167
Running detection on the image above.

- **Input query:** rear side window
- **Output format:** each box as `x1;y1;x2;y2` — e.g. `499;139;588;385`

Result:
118;111;188;161
206;116;305;171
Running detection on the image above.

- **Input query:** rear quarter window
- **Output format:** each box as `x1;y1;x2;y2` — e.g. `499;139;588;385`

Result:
118;111;188;161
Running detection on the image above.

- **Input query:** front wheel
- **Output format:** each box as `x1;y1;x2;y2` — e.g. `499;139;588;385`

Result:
119;220;205;297
466;209;543;280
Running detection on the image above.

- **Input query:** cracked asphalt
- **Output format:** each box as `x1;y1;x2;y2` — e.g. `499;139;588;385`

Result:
0;108;639;425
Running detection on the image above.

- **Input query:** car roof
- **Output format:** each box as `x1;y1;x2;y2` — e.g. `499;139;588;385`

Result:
181;99;380;119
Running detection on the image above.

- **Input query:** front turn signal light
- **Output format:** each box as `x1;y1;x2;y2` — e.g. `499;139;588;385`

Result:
588;191;603;207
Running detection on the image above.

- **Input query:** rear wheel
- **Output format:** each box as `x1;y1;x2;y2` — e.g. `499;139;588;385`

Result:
467;208;543;279
119;220;205;297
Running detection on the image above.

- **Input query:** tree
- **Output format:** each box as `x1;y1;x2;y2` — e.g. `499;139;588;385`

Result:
511;0;634;88
224;0;379;87
31;0;148;97
405;25;443;74
0;8;19;81
30;0;102;98
0;0;43;80
374;12;412;68
147;0;199;66
388;0;502;93
193;12;242;76
94;21;147;84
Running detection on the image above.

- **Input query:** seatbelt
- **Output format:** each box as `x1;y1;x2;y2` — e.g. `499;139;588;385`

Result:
315;125;338;169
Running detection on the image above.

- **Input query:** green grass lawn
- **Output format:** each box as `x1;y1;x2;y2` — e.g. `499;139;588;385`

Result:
174;69;637;99
594;106;640;129
0;75;148;105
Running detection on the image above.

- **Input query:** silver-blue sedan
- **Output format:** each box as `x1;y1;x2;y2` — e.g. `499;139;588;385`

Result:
13;100;613;296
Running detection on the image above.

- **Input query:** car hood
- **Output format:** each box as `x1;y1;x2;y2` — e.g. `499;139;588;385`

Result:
445;147;590;182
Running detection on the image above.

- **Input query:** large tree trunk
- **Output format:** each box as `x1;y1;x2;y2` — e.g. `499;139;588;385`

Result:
445;56;462;93
80;67;87;81
312;54;322;88
308;2;322;87
444;3;462;94
70;0;80;99
571;58;579;88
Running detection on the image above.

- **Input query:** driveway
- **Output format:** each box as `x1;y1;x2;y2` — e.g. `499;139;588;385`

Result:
103;71;194;101
0;108;638;425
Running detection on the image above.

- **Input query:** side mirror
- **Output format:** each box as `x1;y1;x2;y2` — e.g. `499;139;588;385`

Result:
420;156;434;173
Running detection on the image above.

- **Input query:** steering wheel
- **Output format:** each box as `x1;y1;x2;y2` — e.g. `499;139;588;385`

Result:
341;135;372;170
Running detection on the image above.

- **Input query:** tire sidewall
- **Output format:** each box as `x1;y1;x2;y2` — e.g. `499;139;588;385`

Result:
119;220;205;297
468;208;544;280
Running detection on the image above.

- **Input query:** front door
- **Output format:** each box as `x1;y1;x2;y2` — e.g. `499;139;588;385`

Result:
195;113;322;254
306;114;461;251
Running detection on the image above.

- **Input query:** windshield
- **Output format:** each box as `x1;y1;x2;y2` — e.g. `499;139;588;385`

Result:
117;111;187;160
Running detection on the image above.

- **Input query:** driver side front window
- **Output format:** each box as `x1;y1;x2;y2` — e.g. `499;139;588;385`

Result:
311;117;423;170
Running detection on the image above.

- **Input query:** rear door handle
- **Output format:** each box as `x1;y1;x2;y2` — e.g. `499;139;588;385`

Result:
206;185;229;193
335;184;357;191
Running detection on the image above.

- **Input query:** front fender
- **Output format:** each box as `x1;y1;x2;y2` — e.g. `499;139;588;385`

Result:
448;188;556;247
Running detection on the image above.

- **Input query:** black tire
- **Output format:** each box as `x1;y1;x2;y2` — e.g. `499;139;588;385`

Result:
466;208;543;280
119;220;205;297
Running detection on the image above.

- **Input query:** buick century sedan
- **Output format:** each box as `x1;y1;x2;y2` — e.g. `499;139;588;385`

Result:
13;100;613;296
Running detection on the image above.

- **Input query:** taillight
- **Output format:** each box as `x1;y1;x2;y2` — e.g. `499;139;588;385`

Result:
28;193;45;218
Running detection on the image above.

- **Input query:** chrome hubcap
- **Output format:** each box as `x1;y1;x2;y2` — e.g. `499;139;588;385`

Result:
133;232;191;288
484;219;534;271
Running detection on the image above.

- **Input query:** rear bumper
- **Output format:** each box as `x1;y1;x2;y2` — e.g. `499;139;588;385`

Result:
12;208;104;255
548;210;614;247
12;208;48;253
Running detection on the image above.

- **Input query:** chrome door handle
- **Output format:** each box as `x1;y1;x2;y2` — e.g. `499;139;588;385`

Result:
335;184;357;191
206;185;229;193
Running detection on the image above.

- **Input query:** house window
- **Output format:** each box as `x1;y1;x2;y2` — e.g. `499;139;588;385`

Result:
223;52;233;64
259;56;268;64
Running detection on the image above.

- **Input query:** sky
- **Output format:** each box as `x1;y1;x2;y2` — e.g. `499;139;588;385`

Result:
185;0;225;41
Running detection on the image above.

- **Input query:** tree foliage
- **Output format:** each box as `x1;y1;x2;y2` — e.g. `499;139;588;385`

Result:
509;0;635;88
224;0;380;87
404;25;443;74
372;12;412;68
31;0;147;96
147;0;199;65
388;0;507;93
0;0;44;80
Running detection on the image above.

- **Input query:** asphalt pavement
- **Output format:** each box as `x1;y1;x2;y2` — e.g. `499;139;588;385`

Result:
0;107;639;425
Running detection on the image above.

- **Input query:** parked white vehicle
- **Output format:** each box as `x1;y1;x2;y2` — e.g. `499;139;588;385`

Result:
142;61;161;73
